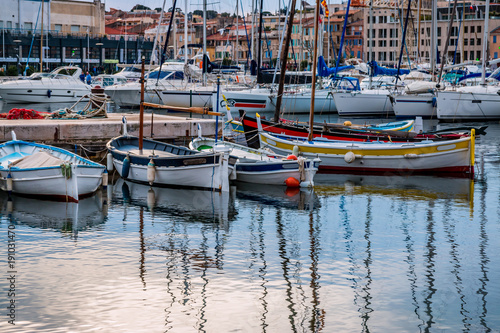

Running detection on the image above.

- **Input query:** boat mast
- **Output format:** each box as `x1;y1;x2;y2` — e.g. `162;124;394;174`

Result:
40;0;44;72
481;0;490;85
368;0;373;89
139;56;145;152
203;0;207;86
430;0;437;80
256;0;264;81
184;0;188;65
235;0;239;66
307;0;321;141
274;0;297;123
437;0;458;86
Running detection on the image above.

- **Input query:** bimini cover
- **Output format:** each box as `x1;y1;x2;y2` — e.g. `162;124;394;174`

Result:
317;56;354;77
369;61;411;77
10;151;65;169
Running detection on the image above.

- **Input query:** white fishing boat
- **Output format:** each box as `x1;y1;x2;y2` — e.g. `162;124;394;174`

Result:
189;135;320;187
106;118;230;192
0;133;105;202
0;66;91;103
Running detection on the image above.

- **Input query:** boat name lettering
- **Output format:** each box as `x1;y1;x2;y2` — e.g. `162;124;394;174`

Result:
183;158;207;166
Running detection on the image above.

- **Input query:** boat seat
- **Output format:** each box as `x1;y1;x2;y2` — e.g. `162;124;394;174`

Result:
127;149;178;158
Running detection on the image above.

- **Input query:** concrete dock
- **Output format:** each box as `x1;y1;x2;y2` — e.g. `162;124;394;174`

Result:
0;113;220;145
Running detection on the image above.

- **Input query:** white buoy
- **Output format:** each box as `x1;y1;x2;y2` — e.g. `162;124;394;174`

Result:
147;159;156;185
344;151;356;163
292;145;300;156
106;153;114;171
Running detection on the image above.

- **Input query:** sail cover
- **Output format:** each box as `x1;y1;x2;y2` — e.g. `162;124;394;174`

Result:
369;61;411;77
317;56;354;77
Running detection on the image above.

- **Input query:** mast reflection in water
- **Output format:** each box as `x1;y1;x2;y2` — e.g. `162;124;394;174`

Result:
0;126;499;332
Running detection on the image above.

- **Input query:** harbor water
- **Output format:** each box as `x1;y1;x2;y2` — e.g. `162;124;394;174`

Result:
0;102;499;332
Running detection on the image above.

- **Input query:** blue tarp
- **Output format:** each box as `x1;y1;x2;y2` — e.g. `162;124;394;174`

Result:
317;56;354;77
368;61;411;77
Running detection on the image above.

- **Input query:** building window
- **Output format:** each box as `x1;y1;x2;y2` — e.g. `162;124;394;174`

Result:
471;26;475;33
477;26;481;33
55;24;62;32
71;25;80;32
437;27;441;37
495;52;498;58
24;22;32;31
477;38;481;45
464;26;468;34
470;38;475;46
7;21;12;29
494;36;497;43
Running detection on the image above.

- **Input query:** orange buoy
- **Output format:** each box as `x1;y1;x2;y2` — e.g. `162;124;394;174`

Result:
285;177;300;188
286;154;298;160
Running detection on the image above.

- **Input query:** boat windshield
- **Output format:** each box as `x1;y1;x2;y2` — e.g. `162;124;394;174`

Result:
146;71;184;80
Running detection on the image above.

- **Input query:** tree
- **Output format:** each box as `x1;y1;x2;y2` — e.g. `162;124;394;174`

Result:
300;60;309;71
6;65;18;76
131;4;151;11
221;12;231;18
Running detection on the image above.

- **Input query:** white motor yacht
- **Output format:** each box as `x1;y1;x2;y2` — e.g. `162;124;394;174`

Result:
0;66;91;103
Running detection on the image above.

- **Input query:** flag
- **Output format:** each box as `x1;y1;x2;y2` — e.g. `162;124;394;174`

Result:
319;5;324;23
321;0;329;17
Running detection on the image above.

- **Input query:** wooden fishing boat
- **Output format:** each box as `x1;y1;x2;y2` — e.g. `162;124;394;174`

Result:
257;118;476;176
0;134;105;202
239;112;473;148
189;135;320;187
107;134;230;192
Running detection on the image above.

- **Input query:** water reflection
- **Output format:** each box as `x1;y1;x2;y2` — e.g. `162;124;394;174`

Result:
314;173;473;205
235;182;320;211
0;192;107;237
112;178;237;224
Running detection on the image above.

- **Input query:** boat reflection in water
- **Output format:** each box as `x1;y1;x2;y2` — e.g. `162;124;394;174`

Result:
0;191;108;236
313;173;474;205
112;178;237;224
235;182;320;211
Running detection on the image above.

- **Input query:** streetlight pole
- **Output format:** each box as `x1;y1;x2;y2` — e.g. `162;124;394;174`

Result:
87;27;90;71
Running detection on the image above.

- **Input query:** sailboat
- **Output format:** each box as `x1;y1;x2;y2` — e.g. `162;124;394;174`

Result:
436;0;500;121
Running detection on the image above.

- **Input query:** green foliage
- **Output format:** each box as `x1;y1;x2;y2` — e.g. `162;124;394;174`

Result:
221;12;231;18
6;66;19;76
300;60;309;71
222;57;232;66
131;4;151;11
0;70;5;76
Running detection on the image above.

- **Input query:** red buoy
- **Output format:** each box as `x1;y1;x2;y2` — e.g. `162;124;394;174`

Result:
285;177;300;188
286;154;298;160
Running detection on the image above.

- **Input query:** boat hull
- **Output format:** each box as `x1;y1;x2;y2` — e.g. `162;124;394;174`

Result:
217;89;336;114
259;132;474;176
334;91;394;116
0;166;103;202
392;94;436;119
0;141;105;202
0;86;91;103
437;91;500;121
235;159;319;185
